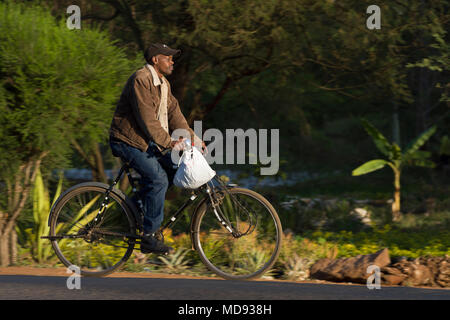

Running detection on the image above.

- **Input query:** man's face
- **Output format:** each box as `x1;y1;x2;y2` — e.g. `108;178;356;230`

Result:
153;54;174;76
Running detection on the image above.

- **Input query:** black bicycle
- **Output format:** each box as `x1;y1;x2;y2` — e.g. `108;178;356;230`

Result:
43;161;282;280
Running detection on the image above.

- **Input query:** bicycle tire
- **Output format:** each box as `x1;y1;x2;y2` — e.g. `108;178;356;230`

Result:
192;187;282;280
49;182;136;277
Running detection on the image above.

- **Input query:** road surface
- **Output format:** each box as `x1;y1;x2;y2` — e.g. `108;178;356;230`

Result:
0;273;448;300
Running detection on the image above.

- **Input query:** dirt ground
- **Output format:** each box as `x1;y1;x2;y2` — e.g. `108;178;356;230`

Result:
0;265;343;285
0;266;217;280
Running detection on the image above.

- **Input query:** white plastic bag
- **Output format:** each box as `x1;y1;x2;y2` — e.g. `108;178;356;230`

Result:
173;142;216;189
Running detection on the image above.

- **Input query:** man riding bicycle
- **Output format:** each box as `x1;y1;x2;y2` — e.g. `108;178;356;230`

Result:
109;43;206;255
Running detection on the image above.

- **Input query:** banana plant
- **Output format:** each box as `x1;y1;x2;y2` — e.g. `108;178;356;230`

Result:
18;169;122;265
55;194;101;249
30;168;64;263
352;119;437;221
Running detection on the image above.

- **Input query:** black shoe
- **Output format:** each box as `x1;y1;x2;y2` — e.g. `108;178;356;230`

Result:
140;234;174;255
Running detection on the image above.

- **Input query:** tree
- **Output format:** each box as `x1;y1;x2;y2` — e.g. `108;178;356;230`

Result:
75;0;448;132
0;1;132;266
352;119;437;221
38;0;449;173
78;0;299;121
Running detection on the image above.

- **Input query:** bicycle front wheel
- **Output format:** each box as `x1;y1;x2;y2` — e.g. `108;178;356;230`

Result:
49;182;136;277
193;187;282;280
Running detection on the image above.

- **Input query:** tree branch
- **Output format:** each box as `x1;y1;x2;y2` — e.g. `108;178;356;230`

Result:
98;0;145;51
70;138;97;171
5;152;49;235
84;9;120;21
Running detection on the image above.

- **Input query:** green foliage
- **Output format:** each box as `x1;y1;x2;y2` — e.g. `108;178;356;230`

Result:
407;31;450;74
354;119;437;173
282;253;314;281
352;119;437;218
440;136;450;156
403;126;438;167
0;0;133;176
359;119;394;159
309;220;450;259
51;197;128;269
16;168;63;263
60;239;129;270
352;159;390;176
157;248;190;274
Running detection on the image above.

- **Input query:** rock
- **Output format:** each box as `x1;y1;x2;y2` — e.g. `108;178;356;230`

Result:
276;197;446;288
419;256;450;287
280;199;297;210
409;263;433;286
436;257;450;287
383;274;407;285
351;207;372;226
309;258;332;277
381;256;450;287
310;248;449;287
310;248;391;284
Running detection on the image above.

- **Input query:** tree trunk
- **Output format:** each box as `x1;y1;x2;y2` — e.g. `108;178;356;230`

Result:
72;139;108;183
10;227;17;265
0;212;10;266
92;142;107;183
0;233;10;267
413;48;438;136
0;153;47;266
169;45;192;107
392;169;402;222
0;223;17;266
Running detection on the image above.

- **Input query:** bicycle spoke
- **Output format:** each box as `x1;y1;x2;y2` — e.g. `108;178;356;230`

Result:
194;187;282;280
49;184;136;276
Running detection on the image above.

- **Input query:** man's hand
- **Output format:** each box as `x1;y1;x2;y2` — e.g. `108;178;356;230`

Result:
201;141;208;154
171;137;207;154
170;137;186;151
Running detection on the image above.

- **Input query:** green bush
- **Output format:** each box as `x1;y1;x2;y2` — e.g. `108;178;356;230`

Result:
307;222;450;259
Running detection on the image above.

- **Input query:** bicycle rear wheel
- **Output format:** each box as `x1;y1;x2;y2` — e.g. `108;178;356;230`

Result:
192;187;282;280
49;182;136;277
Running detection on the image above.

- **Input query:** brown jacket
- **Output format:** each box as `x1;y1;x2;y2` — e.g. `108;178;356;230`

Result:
109;65;198;152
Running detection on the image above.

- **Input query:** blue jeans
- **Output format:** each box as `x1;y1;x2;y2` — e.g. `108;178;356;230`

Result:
110;139;177;234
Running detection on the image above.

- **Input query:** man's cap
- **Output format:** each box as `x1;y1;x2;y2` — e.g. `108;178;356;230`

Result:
144;43;181;62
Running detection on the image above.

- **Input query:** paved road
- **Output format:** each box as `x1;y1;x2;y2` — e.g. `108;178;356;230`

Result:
0;275;448;300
